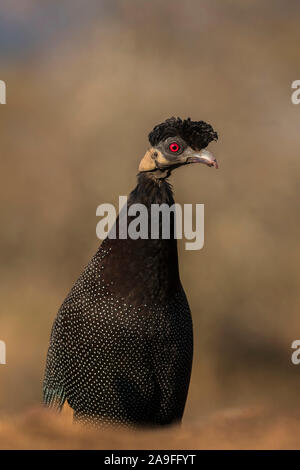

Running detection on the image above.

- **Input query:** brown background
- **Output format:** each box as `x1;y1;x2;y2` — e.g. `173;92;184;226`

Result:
0;0;300;448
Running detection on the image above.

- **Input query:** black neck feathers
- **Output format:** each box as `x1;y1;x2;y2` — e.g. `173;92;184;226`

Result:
128;172;174;207
99;172;181;306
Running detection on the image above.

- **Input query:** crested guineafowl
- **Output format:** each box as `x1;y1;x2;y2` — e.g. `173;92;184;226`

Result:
43;117;218;427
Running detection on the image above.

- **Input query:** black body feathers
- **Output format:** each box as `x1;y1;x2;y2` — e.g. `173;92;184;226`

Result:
43;175;193;427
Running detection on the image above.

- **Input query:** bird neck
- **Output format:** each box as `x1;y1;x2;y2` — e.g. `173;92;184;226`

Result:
99;171;181;306
129;171;174;207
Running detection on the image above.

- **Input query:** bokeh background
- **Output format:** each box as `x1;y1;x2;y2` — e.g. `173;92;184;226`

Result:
1;0;300;448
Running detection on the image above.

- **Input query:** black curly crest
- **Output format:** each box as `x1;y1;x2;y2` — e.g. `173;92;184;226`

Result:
148;117;218;150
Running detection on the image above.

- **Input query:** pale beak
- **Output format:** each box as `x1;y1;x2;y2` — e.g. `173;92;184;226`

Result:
186;149;218;169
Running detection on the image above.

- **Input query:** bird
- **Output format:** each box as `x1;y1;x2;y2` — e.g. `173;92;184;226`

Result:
43;117;218;427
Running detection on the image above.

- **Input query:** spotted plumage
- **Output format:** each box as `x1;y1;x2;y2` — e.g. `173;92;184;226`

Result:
43;117;218;427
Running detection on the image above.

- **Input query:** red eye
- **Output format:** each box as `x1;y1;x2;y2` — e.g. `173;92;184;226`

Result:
169;142;180;152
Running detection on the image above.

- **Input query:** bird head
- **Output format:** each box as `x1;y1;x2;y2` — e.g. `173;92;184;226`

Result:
139;117;218;176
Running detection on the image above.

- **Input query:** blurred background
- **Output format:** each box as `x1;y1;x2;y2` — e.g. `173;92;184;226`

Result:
0;0;300;445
